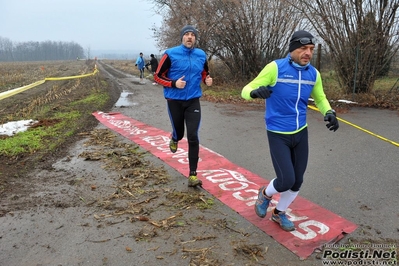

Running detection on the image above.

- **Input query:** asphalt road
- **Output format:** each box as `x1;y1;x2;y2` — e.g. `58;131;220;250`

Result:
99;61;399;263
106;62;399;239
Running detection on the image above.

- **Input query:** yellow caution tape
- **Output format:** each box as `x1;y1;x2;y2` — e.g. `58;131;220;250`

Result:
0;80;46;100
0;66;98;101
308;105;399;147
45;68;99;81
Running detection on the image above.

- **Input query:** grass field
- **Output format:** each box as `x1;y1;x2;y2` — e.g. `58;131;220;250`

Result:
0;60;117;160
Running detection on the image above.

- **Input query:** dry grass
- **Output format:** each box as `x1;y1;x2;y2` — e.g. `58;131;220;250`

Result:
0;60;92;92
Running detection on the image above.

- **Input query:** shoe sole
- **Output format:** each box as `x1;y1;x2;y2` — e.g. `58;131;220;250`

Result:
188;180;202;187
254;206;266;218
188;184;202;188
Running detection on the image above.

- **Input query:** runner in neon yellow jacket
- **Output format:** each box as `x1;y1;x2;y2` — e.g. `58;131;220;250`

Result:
241;30;339;232
241;57;332;132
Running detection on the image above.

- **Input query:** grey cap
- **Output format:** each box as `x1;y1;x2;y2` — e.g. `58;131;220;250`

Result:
180;25;198;40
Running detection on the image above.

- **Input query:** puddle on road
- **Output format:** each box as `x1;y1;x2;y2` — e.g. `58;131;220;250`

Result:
114;91;138;107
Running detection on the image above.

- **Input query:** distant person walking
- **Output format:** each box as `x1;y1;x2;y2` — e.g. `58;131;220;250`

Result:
146;54;159;85
135;52;145;84
154;25;213;187
241;30;339;231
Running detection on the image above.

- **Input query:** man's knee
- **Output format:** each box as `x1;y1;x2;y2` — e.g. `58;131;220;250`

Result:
274;178;296;192
290;181;303;192
187;135;199;144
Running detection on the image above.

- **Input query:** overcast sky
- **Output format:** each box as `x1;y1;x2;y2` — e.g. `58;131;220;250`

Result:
0;0;162;55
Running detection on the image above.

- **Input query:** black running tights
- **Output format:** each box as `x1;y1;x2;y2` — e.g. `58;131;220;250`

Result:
167;98;201;173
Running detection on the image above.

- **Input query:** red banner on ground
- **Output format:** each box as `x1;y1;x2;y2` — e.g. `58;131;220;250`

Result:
93;111;358;259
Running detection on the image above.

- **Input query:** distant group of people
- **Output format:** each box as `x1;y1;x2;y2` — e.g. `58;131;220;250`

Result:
133;25;338;232
134;52;158;85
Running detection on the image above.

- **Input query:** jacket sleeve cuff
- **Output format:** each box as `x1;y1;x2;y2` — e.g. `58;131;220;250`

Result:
241;85;254;100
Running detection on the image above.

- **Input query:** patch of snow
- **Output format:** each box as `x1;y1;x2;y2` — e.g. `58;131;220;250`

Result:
308;98;358;104
0;119;38;136
337;99;358;104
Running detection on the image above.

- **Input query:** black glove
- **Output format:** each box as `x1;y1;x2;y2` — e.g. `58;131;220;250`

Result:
324;110;339;132
250;86;273;99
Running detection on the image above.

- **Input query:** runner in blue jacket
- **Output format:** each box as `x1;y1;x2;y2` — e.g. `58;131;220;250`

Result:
241;30;339;231
154;25;213;187
135;52;145;84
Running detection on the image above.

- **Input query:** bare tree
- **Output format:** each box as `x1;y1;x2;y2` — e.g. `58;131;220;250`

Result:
150;0;306;82
209;0;306;80
150;0;203;49
0;37;15;61
293;0;399;93
86;46;91;60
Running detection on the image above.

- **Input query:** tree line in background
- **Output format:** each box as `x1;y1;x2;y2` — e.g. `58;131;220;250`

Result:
0;37;85;62
150;0;399;94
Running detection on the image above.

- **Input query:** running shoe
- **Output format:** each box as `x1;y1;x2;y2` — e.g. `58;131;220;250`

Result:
254;186;272;218
169;138;178;153
188;172;202;187
271;209;295;231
